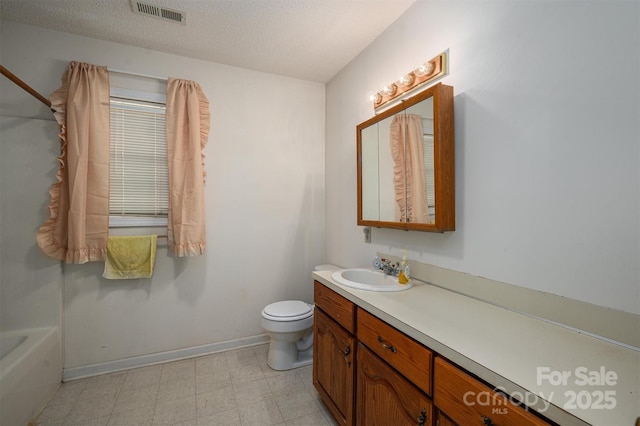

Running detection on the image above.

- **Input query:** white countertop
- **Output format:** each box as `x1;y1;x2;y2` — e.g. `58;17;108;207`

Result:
312;269;640;426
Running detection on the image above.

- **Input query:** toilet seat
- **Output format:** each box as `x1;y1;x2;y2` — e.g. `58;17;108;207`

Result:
262;300;313;322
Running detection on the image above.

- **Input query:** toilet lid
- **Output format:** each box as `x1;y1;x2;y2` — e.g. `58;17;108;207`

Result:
263;300;312;320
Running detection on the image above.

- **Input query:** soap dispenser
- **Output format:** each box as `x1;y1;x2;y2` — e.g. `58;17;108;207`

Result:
397;252;410;284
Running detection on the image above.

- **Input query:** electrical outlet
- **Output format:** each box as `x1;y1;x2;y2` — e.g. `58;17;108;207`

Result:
363;227;371;243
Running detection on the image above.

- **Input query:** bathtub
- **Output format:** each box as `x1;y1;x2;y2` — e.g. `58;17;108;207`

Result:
0;327;62;426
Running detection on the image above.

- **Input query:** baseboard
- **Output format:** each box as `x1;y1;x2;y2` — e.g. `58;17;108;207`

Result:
62;334;269;381
378;253;640;350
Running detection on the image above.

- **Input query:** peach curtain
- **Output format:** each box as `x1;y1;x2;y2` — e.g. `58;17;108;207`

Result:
390;114;430;224
37;61;110;263
165;78;210;256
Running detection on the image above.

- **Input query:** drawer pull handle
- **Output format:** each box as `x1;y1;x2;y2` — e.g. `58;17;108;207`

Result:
418;408;427;426
482;416;493;426
340;344;351;367
377;336;397;353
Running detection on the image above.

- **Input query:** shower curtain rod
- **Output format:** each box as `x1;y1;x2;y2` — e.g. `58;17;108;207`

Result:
1;64;170;115
0;65;53;110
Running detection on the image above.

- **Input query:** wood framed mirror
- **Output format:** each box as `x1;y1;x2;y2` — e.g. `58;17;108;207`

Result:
357;82;454;232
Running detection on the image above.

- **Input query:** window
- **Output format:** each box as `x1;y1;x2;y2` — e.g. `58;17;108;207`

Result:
109;88;168;227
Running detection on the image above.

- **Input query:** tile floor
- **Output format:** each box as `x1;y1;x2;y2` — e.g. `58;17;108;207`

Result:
34;344;338;426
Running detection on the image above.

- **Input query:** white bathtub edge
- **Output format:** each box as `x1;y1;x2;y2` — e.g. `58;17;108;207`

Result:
0;327;62;426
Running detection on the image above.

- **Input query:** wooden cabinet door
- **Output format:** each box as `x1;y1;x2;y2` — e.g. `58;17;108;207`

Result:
357;344;433;426
436;410;458;426
313;308;356;426
434;358;551;426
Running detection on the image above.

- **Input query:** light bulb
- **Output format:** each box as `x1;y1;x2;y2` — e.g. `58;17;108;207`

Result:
415;62;435;77
382;84;397;96
399;73;415;87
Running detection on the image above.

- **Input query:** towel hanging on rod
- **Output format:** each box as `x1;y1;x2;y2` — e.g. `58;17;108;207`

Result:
1;64;55;112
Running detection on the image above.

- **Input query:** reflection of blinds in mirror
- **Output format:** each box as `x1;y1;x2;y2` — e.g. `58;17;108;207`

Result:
422;118;435;215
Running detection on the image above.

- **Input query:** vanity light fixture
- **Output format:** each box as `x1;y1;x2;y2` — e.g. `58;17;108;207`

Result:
371;50;448;111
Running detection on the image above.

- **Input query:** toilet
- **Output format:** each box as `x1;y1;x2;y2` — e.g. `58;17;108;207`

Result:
261;300;314;370
261;264;338;371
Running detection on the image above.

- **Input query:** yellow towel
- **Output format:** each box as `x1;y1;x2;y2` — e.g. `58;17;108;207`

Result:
103;235;157;279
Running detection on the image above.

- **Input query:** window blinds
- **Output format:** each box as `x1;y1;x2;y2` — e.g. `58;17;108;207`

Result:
423;117;435;210
109;98;168;217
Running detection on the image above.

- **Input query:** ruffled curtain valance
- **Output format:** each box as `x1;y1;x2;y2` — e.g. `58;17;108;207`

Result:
390;113;430;224
37;63;210;263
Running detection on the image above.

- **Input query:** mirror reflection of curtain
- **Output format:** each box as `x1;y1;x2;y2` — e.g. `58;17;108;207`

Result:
390;114;430;223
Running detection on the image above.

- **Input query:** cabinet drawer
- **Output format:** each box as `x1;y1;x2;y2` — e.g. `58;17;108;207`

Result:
357;344;433;426
357;308;432;396
314;281;355;333
434;357;551;426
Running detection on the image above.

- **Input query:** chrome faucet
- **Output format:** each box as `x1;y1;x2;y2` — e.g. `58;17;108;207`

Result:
373;256;400;276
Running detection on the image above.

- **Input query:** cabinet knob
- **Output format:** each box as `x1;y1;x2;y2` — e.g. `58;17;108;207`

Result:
482;416;493;426
377;336;397;353
417;408;427;426
340;344;351;367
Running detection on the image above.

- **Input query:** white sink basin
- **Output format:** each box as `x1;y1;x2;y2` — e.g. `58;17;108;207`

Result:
331;268;413;292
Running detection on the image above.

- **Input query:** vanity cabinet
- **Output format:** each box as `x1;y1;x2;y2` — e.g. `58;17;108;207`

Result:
434;357;551;426
314;281;555;426
313;282;356;426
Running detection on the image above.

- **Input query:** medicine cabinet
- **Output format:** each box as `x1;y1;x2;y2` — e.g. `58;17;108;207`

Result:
357;83;454;232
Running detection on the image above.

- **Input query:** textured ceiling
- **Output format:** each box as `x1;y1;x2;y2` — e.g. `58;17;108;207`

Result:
0;0;415;83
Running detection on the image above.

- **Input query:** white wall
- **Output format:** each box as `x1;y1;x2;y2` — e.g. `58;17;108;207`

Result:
326;1;639;315
1;21;325;369
0;117;63;332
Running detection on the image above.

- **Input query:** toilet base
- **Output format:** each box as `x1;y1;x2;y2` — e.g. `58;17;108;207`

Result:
266;340;313;371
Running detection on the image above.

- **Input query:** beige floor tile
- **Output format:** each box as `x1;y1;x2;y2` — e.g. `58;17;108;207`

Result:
86;371;127;387
274;391;322;421
195;353;228;376
34;400;75;424
157;376;196;402
252;344;269;357
237;399;284;426
160;359;195;382
64;394;116;424
284;409;330;426
232;378;273;406
152;419;196;426
112;383;159;414
36;346;336;426
196;385;237;417
152;395;196;425
230;362;265;384
197;407;242;426
266;370;308;396
45;381;86;407
225;347;259;368
107;405;154;426
196;369;232;393
122;365;162;391
63;415;110;426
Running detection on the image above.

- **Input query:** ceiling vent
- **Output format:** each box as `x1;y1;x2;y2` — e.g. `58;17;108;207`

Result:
131;1;186;24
